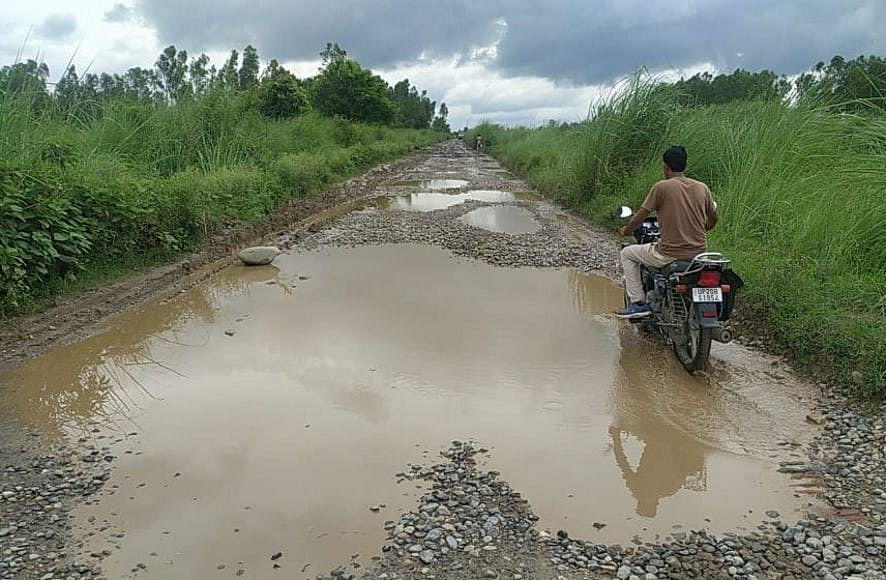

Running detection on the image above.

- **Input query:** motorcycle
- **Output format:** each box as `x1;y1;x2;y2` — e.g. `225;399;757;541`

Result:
617;205;744;372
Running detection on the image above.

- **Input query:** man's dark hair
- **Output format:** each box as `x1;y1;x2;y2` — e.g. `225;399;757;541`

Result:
663;145;687;172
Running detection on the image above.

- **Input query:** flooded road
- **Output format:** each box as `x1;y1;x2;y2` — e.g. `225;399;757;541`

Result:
0;145;823;579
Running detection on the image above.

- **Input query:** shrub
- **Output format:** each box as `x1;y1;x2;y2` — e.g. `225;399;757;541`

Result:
0;163;93;313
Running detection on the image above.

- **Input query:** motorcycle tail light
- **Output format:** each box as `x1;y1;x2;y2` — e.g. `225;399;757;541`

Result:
675;284;689;293
721;284;731;294
699;270;721;287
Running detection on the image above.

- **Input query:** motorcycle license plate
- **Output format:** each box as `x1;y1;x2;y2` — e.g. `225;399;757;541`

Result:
692;287;723;303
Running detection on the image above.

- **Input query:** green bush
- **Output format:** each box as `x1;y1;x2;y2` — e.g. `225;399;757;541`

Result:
0;163;93;312
274;152;329;197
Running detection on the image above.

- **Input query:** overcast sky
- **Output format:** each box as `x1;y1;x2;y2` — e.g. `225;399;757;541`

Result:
3;1;885;127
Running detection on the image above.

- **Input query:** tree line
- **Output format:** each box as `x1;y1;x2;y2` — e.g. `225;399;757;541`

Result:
0;42;451;131
657;55;886;111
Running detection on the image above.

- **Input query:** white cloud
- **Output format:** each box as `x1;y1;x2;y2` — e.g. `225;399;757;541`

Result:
2;1;158;81
36;13;77;39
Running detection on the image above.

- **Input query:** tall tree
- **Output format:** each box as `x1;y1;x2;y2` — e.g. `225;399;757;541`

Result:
239;45;260;89
122;67;158;101
797;55;886;111
388;79;435;128
189;53;211;96
218;50;239;90
99;73;126;99
55;65;81;109
670;68;789;106
155;45;189;102
432;102;450;132
320;42;348;66
0;60;49;95
311;57;395;123
257;61;309;119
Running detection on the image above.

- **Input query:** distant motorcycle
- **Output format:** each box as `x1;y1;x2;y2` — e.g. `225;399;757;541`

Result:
618;206;743;372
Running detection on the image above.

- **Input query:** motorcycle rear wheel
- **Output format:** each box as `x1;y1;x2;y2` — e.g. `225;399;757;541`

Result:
673;313;712;372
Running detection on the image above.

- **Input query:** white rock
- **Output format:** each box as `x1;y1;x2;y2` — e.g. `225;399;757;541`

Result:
238;246;280;266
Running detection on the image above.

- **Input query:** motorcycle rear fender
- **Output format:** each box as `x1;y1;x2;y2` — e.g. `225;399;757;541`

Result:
695;303;722;328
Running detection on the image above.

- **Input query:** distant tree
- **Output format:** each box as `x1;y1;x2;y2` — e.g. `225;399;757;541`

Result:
257;60;309;118
189;53;211;95
389;79;435;128
122;67;158;101
311;57;395;123
0;60;50;111
0;60;49;95
218;50;240;90
670;68;789;106
431;102;450;132
320;42;348;66
797;55;886;111
80;73;100;99
239;45;260;89
55;65;81;108
99;72;126;99
155;45;190;102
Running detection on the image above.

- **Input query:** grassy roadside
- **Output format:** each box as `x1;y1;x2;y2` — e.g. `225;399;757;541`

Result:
1;91;443;318
468;82;886;397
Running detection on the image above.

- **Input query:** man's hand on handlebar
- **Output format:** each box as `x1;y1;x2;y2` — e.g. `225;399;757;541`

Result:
618;226;631;237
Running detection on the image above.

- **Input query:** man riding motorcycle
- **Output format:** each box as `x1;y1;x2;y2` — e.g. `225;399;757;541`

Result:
616;145;718;319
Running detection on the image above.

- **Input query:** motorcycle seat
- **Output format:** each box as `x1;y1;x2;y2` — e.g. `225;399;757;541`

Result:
654;260;693;275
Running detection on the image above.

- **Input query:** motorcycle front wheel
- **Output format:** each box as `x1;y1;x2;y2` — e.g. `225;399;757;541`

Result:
672;311;712;372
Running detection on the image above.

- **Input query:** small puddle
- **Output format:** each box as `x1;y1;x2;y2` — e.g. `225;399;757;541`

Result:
391;179;469;191
382;190;538;212
0;244;819;578
459;205;541;234
420;179;468;190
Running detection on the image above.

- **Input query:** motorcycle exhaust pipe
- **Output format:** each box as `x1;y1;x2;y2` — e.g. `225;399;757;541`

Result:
712;327;733;344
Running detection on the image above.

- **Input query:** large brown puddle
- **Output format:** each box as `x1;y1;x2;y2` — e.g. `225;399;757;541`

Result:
0;244;819;578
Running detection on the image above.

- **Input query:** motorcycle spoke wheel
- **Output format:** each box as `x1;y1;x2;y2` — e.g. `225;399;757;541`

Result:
673;313;712;373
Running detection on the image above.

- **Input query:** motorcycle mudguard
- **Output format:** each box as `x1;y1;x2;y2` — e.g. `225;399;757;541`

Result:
695;303;721;328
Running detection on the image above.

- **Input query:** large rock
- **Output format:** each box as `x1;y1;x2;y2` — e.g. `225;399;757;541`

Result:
238;246;280;266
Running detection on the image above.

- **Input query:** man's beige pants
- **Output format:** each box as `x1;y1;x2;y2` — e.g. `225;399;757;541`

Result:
620;243;674;304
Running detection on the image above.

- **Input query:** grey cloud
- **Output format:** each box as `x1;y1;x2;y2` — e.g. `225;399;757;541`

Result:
36;13;77;40
104;3;136;23
135;0;886;83
136;0;502;68
494;0;886;83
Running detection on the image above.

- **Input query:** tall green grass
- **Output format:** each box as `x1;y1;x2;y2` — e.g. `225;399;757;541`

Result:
470;81;886;396
0;90;442;317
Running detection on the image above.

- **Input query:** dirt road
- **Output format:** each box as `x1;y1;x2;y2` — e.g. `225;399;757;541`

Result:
0;141;883;580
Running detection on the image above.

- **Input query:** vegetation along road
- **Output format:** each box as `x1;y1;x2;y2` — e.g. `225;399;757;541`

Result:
0;42;884;580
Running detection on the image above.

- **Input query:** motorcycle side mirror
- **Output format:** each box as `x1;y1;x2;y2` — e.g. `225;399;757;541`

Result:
618;206;634;219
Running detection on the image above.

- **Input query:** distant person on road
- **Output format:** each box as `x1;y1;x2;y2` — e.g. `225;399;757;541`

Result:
616;145;718;319
475;134;484;153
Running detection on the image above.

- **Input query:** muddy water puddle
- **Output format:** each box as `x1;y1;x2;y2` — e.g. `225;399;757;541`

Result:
381;190;539;212
459;205;541;234
392;179;468;191
0;245;819;578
